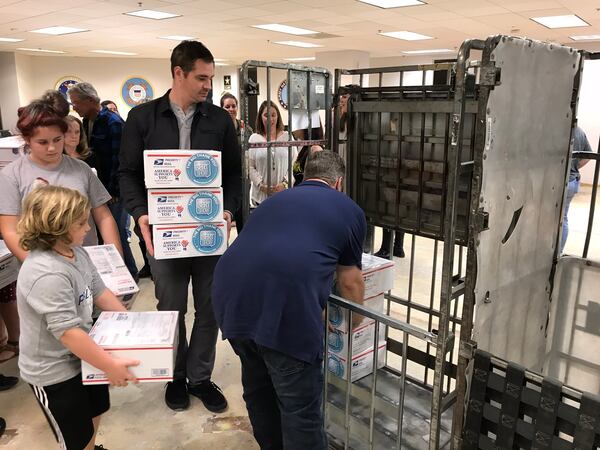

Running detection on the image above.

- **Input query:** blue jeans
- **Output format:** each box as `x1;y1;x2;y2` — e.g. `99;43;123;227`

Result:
229;339;327;450
561;178;579;252
108;199;138;276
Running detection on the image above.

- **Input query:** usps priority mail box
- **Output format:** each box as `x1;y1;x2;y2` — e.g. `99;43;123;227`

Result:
143;150;222;188
82;311;178;384
148;188;224;224
153;221;227;260
327;342;386;382
361;253;395;299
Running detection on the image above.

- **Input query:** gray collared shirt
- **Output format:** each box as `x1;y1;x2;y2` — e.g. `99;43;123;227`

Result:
170;101;197;150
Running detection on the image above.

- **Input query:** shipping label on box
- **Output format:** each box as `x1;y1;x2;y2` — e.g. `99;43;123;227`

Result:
328;293;385;333
82;311;178;384
0;240;18;290
153;221;227;260
148;188;223;224
327;342;386;382
144;150;222;188
83;244;139;297
361;253;395;298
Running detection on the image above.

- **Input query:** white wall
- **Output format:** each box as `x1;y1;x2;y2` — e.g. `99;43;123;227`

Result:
9;53;239;120
576;59;600;185
0;52;21;131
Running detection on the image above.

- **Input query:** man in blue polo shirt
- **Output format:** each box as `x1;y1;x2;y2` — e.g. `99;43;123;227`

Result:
212;150;366;450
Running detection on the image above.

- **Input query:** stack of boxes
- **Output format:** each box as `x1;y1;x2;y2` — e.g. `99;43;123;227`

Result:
327;253;395;382
0;241;19;290
143;150;227;259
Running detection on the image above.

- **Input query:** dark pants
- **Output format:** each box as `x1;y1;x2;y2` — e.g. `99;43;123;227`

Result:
229;338;327;450
379;229;405;253
107;199;138;277
148;255;219;384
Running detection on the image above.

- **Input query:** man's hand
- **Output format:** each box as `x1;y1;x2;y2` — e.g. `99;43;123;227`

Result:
138;215;154;257
273;183;286;193
104;358;140;387
224;211;232;239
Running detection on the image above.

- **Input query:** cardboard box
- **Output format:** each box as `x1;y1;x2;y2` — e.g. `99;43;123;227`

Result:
82;311;178;384
327;321;387;359
361;253;395;298
0;241;18;290
327;342;386;382
328;293;385;333
0;136;24;171
153;222;227;260
148;188;224;224
144;150;222;188
83;244;140;310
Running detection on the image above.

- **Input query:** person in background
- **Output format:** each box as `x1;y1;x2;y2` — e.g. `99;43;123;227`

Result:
562;126;593;252
0;371;19;438
220;92;250;234
69;82;137;278
17;185;137;450
64;116;98;169
212;151;366;450
0;287;19;363
119;40;241;413
101;100;120;117
40;90;70;118
248;101;298;206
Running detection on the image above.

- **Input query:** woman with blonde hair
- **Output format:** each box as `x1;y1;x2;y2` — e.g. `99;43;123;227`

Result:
64;115;98;169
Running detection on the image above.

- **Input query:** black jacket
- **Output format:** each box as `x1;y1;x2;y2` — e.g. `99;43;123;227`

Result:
119;90;242;222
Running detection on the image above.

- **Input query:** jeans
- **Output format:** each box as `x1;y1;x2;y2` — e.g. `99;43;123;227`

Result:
108;199;138;276
229;339;327;450
561;178;579;252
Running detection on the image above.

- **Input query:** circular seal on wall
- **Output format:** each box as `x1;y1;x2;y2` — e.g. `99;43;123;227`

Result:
192;224;224;254
277;79;288;110
187;191;220;222
185;153;219;186
121;77;154;107
54;76;83;102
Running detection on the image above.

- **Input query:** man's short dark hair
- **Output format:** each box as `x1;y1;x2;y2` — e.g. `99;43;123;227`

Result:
170;40;214;77
303;150;345;185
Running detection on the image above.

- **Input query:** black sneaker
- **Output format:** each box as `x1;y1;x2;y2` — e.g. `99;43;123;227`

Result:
393;247;405;258
373;249;391;259
188;380;227;413
0;374;18;391
0;417;5;437
138;265;152;279
165;379;189;411
94;445;108;450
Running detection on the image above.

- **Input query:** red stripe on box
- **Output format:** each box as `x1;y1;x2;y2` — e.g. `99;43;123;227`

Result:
362;264;394;276
102;347;174;351
83;376;173;383
150;191;200;195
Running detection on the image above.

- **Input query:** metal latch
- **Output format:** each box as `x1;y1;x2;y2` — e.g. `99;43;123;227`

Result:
479;63;501;87
473;209;489;232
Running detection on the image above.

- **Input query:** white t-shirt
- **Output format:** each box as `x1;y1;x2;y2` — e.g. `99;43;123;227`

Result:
248;132;298;205
0;155;111;246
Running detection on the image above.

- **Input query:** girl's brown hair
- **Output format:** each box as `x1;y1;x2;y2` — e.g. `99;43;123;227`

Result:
255;100;283;137
17;100;68;139
18;186;90;251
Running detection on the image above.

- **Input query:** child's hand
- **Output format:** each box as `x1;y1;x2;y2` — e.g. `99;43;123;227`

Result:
105;358;140;387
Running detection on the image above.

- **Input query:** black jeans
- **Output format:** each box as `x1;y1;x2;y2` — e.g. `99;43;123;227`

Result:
229;338;327;450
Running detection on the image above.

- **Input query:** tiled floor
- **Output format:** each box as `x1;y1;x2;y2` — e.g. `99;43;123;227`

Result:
1;184;598;449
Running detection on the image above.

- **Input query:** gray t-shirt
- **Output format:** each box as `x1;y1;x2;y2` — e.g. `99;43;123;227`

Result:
170;101;197;150
17;247;106;386
570;126;593;182
0;155;111;246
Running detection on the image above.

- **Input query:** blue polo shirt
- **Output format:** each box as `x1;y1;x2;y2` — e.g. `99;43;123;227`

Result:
212;180;366;363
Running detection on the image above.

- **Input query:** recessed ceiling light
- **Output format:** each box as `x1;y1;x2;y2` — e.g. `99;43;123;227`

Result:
0;37;24;42
124;10;181;20
402;48;454;54
379;31;433;41
274;41;323;48
30;26;88;35
91;50;138;56
159;35;196;41
253;24;318;35
358;0;425;8
570;34;600;41
284;57;316;61
531;14;589;29
17;47;66;54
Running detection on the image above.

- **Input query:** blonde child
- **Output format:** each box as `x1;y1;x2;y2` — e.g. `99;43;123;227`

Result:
17;186;139;450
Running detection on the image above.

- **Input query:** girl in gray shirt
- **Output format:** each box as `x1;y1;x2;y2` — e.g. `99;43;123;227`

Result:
17;185;138;450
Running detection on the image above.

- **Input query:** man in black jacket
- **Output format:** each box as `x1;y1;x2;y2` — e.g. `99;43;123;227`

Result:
119;41;241;412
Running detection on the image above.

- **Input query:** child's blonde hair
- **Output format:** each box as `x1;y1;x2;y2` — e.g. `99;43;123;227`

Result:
18;186;90;251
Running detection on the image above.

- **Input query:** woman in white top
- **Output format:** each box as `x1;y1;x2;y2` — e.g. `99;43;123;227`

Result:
248;101;298;205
